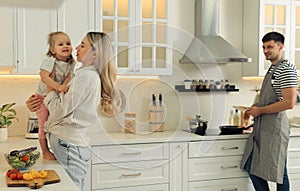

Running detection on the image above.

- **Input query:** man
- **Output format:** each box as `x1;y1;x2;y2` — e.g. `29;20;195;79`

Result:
241;32;298;191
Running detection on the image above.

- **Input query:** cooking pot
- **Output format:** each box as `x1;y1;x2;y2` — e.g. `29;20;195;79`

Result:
188;115;207;136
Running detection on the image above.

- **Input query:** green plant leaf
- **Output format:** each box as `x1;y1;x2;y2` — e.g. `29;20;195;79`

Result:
0;102;17;128
8;109;17;115
1;103;15;112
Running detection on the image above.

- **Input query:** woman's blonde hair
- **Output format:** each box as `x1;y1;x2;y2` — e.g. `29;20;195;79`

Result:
86;32;122;116
46;31;74;64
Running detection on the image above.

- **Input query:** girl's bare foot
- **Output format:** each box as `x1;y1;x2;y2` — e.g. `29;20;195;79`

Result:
43;151;56;160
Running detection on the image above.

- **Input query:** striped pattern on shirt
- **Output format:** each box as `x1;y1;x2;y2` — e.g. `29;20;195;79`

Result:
268;59;298;100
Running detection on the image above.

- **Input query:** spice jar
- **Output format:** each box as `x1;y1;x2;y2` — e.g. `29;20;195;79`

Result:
209;80;215;89
192;79;198;89
204;80;210;89
124;113;136;133
198;80;204;89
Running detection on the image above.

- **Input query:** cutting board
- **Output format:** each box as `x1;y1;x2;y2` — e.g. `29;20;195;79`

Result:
6;170;61;189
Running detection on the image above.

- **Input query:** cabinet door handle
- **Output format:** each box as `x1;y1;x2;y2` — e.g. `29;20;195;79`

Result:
221;165;238;169
222;146;239;150
221;188;238;191
121;152;142;155
122;172;142;177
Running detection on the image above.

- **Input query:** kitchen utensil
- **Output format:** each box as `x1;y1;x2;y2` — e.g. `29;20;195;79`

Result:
219;124;253;135
152;94;156;106
187;115;208;136
159;93;162;106
6;170;60;189
9;146;37;156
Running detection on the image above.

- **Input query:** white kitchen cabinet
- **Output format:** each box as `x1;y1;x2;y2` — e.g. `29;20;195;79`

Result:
95;0;172;75
57;0;94;50
291;0;300;72
188;139;252;190
90;143;169;190
243;0;292;77
287;136;300;190
16;8;57;74
169;142;188;191
0;7;15;69
189;178;253;191
98;184;169;191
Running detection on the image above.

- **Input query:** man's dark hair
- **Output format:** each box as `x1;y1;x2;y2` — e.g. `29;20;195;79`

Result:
262;31;285;44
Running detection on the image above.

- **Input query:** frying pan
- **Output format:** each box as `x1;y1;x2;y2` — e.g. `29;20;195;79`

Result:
219;124;253;135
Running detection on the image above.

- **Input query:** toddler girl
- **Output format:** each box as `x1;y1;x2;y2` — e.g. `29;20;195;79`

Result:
34;31;76;160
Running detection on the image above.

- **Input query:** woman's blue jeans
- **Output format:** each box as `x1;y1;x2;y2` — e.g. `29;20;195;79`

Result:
244;152;290;191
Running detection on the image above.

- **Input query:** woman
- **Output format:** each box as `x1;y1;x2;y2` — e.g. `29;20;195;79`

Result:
26;32;122;191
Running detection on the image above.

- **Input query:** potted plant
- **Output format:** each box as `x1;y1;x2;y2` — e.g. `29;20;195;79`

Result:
0;103;18;142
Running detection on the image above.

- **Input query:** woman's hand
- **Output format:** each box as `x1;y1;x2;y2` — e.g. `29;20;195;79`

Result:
26;95;42;112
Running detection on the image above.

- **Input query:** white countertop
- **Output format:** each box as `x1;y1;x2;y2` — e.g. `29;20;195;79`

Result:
88;127;300;146
0;137;79;191
88;129;247;146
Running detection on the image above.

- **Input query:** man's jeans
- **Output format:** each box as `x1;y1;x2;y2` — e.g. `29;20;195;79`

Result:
244;152;290;191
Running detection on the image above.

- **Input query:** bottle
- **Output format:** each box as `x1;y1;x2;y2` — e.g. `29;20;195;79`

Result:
232;109;240;126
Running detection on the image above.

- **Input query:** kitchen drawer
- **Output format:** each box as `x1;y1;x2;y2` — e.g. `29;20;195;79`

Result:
288;151;300;174
189;177;253;191
92;143;169;164
189;140;246;158
289;137;300;151
92;160;169;189
94;183;168;191
188;156;248;181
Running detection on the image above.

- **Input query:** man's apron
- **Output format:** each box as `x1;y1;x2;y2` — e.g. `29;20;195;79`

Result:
241;62;289;183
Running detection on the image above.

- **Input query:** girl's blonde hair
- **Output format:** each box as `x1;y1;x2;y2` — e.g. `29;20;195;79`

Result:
86;32;123;116
46;31;75;64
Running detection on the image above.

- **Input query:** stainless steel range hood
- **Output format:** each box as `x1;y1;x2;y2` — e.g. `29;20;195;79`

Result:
180;0;251;64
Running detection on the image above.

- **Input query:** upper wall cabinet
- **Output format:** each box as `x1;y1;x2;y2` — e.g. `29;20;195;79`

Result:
0;6;57;74
291;0;300;72
16;8;57;74
0;7;15;69
2;0;172;75
57;0;94;50
96;0;172;75
243;0;292;77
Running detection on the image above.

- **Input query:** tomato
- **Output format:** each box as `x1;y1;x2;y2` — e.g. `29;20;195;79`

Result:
6;169;12;177
12;168;20;173
17;173;23;180
10;173;17;180
21;155;29;162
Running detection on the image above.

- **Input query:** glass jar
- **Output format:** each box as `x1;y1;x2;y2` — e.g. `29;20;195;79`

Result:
204;80;210;89
209;80;215;89
224;79;230;89
198;80;204;89
124;113;136;133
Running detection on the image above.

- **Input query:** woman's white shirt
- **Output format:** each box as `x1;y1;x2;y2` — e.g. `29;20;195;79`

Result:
44;65;101;146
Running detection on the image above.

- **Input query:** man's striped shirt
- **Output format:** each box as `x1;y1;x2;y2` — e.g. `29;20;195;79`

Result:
267;59;298;100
